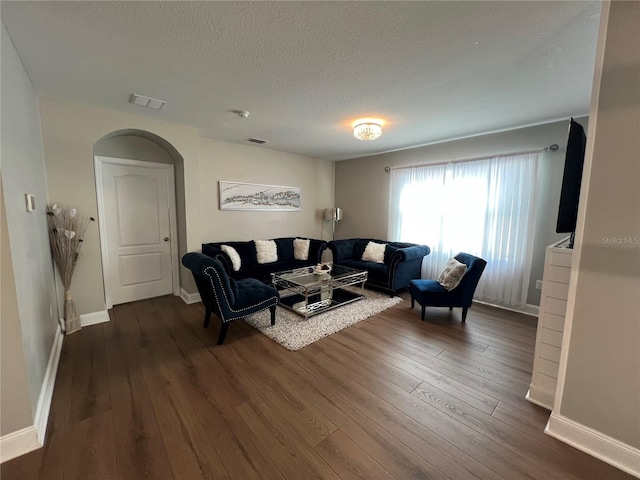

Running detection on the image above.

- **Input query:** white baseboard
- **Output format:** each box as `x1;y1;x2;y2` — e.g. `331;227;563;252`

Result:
34;324;64;444
0;324;64;463
546;412;640;478
524;303;541;316
180;287;201;305
474;300;540;318
525;385;554;410
80;309;110;327
0;426;40;464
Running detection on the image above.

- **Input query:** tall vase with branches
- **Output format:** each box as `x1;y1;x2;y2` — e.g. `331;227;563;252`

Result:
46;204;95;335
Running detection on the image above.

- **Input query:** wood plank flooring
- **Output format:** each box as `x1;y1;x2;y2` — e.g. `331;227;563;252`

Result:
2;293;633;479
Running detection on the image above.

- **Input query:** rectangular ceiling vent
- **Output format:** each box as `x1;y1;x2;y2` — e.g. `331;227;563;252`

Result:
247;138;269;144
130;93;166;110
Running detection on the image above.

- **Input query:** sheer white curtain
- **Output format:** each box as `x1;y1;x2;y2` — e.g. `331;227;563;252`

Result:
389;152;540;307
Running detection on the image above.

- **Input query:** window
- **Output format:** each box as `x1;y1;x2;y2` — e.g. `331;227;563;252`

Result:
389;152;540;307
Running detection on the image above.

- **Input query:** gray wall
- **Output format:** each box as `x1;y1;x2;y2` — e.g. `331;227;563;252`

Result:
0;22;59;433
557;0;640;449
0;181;34;435
335;118;588;306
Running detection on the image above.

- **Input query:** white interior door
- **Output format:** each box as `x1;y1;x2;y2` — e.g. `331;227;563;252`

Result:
95;157;177;307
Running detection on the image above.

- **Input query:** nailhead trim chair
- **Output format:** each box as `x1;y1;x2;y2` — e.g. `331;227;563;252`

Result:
182;252;279;345
409;252;487;322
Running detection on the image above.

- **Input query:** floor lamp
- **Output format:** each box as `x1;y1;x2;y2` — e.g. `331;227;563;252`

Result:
324;207;343;240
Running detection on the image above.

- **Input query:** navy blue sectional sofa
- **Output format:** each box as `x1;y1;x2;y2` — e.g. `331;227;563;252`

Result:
328;238;430;295
202;237;327;283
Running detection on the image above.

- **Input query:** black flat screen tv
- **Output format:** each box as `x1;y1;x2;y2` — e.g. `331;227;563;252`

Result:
556;118;587;244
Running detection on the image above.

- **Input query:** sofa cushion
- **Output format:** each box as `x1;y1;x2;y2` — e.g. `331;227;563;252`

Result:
354;240;369;260
274;238;294;261
230;241;258;268
221;245;242;271
255;239;278;264
362;241;386;263
343;259;389;284
233;277;279;309
332;238;357;262
293;238;311;260
246;259;307;283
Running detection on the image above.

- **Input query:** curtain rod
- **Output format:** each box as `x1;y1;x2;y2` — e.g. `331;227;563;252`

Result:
383;144;559;172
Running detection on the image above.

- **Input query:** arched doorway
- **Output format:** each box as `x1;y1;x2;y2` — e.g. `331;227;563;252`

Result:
93;130;186;308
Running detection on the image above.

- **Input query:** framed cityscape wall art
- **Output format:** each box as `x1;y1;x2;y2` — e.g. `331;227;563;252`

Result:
219;181;301;211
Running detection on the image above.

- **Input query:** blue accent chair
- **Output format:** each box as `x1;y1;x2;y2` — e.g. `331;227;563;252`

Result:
182;253;279;345
409;253;487;322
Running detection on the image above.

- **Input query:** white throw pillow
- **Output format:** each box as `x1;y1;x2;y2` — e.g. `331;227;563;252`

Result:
361;241;386;263
221;245;241;271
293;238;311;260
255;239;278;264
437;258;467;291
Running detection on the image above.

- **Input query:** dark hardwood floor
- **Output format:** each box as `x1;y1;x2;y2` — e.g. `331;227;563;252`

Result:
2;293;632;479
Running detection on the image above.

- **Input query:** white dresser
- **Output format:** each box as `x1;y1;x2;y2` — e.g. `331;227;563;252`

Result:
526;238;573;410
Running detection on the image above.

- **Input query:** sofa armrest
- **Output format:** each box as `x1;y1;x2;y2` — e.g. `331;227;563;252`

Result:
308;239;328;263
385;244;430;292
389;245;431;263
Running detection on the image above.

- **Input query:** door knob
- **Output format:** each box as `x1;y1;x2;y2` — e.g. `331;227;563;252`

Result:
164;237;169;242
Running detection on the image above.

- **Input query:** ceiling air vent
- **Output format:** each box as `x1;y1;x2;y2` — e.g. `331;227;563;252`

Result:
247;138;269;144
130;93;166;110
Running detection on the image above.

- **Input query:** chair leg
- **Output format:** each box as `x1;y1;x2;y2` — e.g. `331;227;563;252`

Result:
462;307;468;322
270;305;276;326
421;305;425;321
217;322;229;345
203;309;212;328
411;297;415;309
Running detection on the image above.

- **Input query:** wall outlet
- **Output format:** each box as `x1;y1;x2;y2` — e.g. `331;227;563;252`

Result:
536;280;543;290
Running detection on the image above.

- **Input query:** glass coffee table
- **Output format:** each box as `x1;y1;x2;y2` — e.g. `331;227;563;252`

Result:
271;265;367;319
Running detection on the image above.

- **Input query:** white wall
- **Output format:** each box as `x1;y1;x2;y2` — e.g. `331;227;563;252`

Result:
198;137;334;243
0;23;58;433
38;98;203;311
553;0;640;454
94;135;175;164
37;97;335;311
335;119;587;306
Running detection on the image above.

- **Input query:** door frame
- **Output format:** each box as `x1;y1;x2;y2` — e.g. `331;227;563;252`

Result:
94;155;180;309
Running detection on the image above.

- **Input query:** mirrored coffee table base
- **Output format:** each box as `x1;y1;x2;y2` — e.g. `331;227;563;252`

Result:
271;265;367;319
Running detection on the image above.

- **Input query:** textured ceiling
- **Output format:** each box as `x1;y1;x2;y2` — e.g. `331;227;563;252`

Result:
1;1;601;161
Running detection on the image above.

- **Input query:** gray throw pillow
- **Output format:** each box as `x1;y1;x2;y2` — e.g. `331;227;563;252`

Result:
437;258;467;291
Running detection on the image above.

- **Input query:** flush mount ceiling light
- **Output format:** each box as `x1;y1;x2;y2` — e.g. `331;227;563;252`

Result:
353;121;383;141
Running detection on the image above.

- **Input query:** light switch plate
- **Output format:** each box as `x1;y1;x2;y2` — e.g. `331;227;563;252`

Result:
25;193;36;212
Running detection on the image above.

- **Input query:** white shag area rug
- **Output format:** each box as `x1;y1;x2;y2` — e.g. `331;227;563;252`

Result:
243;289;402;351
